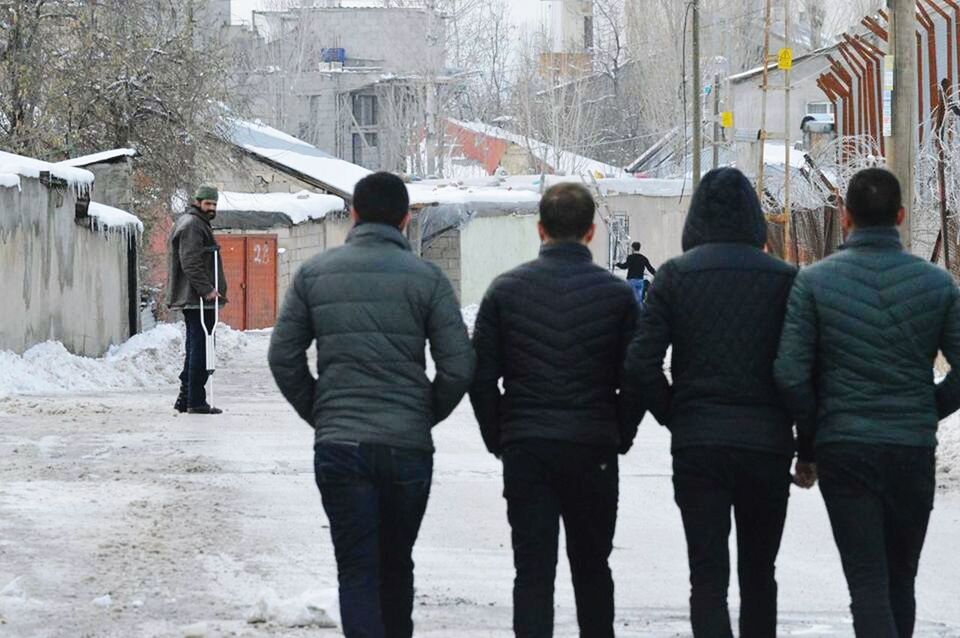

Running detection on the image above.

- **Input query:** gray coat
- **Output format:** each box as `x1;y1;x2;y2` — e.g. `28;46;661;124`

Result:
268;223;476;451
166;206;228;310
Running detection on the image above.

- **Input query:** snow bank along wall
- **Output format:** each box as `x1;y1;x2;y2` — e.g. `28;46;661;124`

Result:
0;176;137;357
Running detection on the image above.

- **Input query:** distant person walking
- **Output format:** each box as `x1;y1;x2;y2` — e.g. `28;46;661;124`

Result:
625;168;801;637
775;168;960;638
268;172;475;638
470;183;641;638
616;242;657;303
167;185;227;415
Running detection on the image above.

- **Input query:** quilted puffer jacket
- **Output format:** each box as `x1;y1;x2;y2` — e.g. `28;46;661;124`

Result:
624;167;798;457
267;223;476;452
775;226;960;459
469;242;640;455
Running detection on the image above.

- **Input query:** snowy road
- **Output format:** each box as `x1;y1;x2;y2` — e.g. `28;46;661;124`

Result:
1;330;959;637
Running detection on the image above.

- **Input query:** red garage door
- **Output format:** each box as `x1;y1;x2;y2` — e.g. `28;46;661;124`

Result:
215;234;278;330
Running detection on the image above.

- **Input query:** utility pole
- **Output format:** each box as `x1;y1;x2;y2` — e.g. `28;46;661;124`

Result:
713;74;721;169
784;0;793;263
757;0;773;200
890;0;917;252
692;0;702;189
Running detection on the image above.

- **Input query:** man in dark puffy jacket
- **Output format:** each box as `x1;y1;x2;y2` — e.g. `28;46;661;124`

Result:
775;168;960;638
267;172;475;638
167;185;228;415
469;183;640;638
624;168;799;638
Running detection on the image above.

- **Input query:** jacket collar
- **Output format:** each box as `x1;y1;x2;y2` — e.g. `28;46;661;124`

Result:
187;205;212;227
347;222;411;251
842;226;903;251
540;241;592;260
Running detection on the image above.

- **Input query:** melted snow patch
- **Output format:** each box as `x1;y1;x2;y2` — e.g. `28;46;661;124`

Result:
0;323;248;396
247;588;338;628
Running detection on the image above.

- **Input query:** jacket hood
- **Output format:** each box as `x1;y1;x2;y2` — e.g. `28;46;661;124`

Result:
681;167;767;251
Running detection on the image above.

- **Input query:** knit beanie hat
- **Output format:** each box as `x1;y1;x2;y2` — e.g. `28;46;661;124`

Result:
195;185;219;202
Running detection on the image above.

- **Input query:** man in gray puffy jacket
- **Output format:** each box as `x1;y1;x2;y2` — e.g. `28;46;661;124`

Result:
268;172;475;638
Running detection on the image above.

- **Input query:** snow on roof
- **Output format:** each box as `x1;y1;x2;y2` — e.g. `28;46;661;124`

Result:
447;119;628;179
222;119;371;197
762;142;807;169
0;149;94;192
407;182;542;208
217;190;346;225
729;43;837;83
88;202;143;232
57;148;137;168
415;175;691;199
0;173;20;189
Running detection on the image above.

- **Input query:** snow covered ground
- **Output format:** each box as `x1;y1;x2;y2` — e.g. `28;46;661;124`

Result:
1;327;959;636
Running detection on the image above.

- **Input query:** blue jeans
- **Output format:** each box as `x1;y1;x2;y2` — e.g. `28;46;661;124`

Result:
179;309;215;408
315;442;433;638
627;278;648;304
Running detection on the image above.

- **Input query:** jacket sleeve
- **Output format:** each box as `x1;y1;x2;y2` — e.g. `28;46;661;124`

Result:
645;257;657;276
268;270;316;426
178;221;216;298
469;288;505;455
936;287;960;419
624;263;674;424
616;297;644;453
774;273;818;461
427;274;476;425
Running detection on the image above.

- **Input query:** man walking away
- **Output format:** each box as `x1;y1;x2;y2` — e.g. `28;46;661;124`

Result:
624;168;800;638
470;183;641;638
775;168;960;638
616;241;657;303
167;185;227;415
268;172;475;638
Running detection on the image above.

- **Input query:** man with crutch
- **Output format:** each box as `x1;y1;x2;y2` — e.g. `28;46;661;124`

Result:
167;185;228;415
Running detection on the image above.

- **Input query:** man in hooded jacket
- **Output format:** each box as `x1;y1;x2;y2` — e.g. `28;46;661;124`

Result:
624;168;802;637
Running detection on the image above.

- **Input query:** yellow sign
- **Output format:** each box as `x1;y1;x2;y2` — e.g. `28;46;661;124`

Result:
778;48;794;70
721;111;734;129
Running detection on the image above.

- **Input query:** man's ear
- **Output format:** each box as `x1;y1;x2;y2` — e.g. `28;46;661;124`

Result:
583;224;596;244
399;211;412;231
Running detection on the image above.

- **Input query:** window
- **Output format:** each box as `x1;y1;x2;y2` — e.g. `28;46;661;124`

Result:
352;94;378;127
352;132;379;167
806;101;834;115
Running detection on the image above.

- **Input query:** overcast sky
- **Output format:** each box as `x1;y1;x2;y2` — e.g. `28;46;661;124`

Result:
230;0;545;27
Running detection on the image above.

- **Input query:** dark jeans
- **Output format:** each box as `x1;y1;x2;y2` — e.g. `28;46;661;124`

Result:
178;308;215;408
818;443;936;638
672;446;791;638
502;439;619;638
315;441;433;638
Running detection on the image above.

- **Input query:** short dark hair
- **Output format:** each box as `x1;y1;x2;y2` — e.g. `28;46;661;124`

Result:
352;172;410;227
539;183;595;241
846;168;902;227
632;241;641;251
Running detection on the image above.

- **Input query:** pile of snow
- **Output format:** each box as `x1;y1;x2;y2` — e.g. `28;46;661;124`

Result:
247;588;338;628
407;182;541;208
0;323;248;397
88;202;143;232
218;190;346;225
57;148;136;168
939;413;960;487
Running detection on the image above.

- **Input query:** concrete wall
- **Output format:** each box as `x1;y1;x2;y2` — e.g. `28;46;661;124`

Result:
0;178;133;356
85;159;135;212
589;192;690;271
206;150;320;195
459;214;541;306
421;229;462;302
